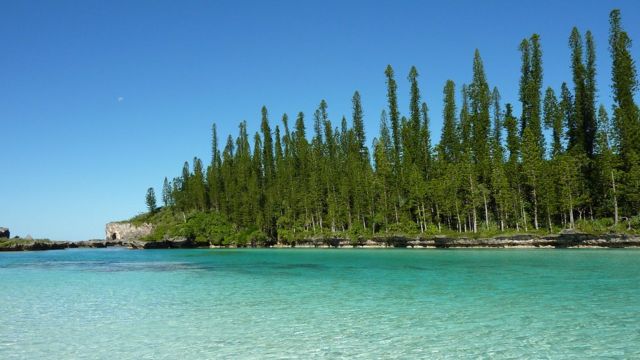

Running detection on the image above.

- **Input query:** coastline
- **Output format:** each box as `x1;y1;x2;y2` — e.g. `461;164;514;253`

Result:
1;232;639;252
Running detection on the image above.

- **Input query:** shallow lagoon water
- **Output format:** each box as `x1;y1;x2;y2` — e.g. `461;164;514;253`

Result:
1;248;639;359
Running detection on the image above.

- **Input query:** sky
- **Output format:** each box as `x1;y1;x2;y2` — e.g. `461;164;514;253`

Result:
1;0;639;240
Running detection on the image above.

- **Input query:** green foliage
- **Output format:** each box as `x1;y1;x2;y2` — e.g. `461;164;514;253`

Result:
140;9;638;244
174;212;233;245
145;187;157;213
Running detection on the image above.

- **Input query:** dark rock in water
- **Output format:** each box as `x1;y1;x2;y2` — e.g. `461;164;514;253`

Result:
384;236;409;248
0;227;9;239
138;237;193;249
76;240;108;248
29;241;70;251
0;240;71;252
324;237;342;248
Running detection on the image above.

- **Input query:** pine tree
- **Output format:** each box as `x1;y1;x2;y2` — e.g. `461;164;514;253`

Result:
520;34;545;230
490;88;510;230
440;80;459;163
569;27;587;154
251;132;265;231
469;50;492;228
584;31;597;158
261;106;275;182
155;15;640;242
543;87;565;226
609;9;640;217
193;157;207;210
595;105;619;224
162;177;171;207
374;111;394;228
503;104;525;230
234;122;253;226
352;92;366;159
406;66;422;166
208;123;222;212
519;38;531;135
420;101;432;175
544;87;563;157
220;135;235;216
560;82;577;149
146;187;157;214
293;112;310;229
385;65;401;162
458;84;477;232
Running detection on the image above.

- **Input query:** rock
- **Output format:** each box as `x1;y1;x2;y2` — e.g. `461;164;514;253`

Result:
0;227;9;238
138;237;193;249
105;222;153;241
0;240;71;252
76;240;108;248
29;241;70;251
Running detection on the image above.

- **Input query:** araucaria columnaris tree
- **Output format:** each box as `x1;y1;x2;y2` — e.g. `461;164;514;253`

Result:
148;9;640;243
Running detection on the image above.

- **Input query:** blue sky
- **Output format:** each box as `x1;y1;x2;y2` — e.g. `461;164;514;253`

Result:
1;0;639;240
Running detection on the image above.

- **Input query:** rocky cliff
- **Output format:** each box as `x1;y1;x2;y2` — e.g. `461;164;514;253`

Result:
105;222;153;241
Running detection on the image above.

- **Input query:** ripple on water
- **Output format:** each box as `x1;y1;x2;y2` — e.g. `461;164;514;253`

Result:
0;248;639;359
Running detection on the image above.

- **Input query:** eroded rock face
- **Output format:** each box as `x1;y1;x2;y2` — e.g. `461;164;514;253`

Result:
0;227;9;239
105;222;153;241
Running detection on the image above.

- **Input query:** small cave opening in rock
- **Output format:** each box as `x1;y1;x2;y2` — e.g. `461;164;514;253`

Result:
110;233;117;240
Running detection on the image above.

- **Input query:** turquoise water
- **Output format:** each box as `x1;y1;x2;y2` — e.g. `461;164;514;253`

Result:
1;248;639;359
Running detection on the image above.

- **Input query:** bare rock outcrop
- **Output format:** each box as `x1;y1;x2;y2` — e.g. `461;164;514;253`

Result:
105;222;153;241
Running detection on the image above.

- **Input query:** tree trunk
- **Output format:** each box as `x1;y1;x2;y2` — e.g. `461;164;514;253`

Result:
522;202;528;232
518;186;528;231
472;207;478;233
394;204;399;224
421;202;428;233
455;202;461;233
483;192;489;230
612;170;619;226
569;193;575;229
469;174;478;233
532;186;539;230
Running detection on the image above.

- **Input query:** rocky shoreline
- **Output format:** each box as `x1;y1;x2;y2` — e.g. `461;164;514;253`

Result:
1;233;639;251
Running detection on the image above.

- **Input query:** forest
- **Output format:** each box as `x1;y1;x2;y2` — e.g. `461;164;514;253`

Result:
138;10;640;245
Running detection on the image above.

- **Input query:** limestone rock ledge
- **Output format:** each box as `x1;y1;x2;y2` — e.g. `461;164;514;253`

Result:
1;231;638;252
105;222;153;241
278;233;640;248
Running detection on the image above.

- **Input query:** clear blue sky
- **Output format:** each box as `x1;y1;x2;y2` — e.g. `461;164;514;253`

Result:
2;0;639;240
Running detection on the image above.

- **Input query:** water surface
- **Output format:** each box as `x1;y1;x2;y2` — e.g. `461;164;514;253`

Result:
1;248;639;359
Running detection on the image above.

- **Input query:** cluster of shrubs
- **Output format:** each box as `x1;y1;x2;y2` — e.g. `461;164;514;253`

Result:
129;207;640;247
135;209;271;246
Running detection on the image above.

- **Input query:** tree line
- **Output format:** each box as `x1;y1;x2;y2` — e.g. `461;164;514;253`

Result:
146;10;640;243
